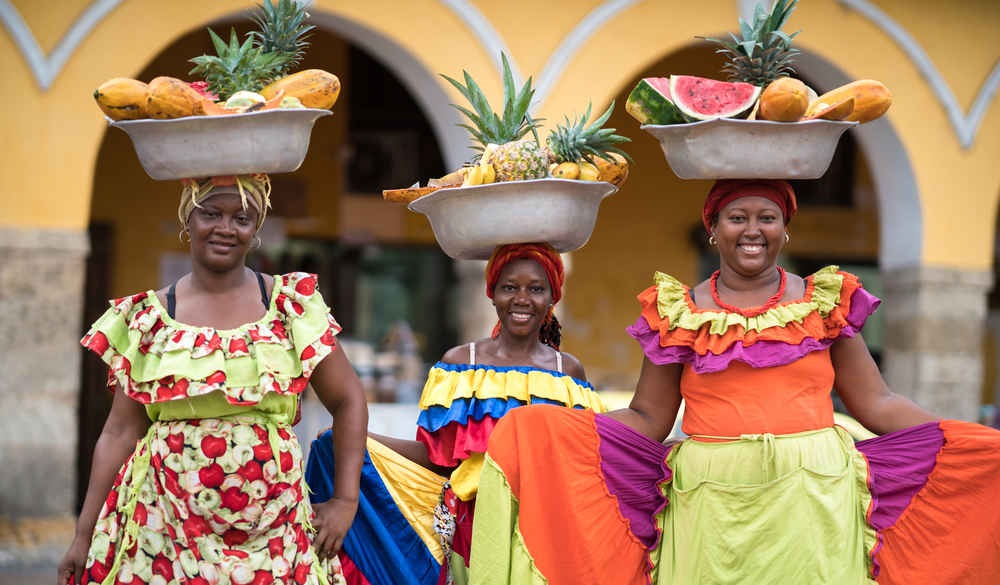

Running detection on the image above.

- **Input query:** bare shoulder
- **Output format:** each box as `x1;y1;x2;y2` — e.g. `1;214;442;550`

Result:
559;351;587;381
440;340;481;365
784;270;806;301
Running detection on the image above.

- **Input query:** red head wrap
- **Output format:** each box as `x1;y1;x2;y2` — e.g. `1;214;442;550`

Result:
702;179;798;232
484;243;565;349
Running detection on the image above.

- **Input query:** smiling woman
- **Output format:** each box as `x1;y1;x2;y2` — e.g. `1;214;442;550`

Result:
59;173;369;585
305;242;604;585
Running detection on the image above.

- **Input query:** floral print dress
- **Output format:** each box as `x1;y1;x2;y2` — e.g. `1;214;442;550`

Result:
79;272;346;585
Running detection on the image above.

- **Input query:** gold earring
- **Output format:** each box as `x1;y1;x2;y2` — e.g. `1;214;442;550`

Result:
784;233;790;244
252;236;262;250
708;235;718;246
178;229;190;243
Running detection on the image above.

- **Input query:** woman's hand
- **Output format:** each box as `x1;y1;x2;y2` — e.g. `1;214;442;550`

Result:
311;497;359;558
56;536;90;585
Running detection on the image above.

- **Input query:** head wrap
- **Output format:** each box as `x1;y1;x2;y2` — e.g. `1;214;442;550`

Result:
485;243;565;349
702;179;798;232
178;174;271;231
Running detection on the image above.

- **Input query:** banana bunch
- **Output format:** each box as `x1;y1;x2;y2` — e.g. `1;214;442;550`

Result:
462;159;496;186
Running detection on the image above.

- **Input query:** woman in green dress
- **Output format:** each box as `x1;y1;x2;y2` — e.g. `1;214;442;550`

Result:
58;174;368;585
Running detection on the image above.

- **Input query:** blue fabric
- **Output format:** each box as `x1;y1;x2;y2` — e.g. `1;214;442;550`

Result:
417;396;574;433
305;430;441;585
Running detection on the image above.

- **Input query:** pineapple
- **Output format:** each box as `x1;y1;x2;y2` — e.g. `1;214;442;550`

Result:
546;102;632;184
701;0;800;86
189;0;313;100
442;53;548;182
546;101;632;165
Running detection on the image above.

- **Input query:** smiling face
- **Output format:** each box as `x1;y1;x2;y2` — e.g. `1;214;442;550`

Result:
492;258;554;338
185;193;259;272
712;195;786;277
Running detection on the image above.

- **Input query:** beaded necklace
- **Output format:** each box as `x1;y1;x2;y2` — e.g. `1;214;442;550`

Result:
710;266;787;317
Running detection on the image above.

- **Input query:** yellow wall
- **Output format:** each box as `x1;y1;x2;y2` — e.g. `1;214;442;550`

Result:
1;0;998;352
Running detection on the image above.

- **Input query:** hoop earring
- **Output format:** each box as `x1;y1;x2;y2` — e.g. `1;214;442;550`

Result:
708;235;718;246
178;229;190;243
251;236;262;250
784;233;790;244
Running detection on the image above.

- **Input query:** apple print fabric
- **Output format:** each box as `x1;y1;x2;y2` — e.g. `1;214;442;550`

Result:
77;273;346;585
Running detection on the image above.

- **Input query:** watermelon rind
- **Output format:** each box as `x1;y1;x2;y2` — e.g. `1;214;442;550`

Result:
626;78;685;125
669;75;761;122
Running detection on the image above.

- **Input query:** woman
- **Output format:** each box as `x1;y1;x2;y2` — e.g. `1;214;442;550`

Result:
58;174;368;585
470;179;1000;584
305;243;605;585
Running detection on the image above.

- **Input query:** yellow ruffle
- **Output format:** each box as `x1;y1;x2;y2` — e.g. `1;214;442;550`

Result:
418;365;606;413
653;265;845;334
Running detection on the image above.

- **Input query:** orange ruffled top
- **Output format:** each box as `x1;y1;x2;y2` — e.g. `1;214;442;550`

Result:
626;266;881;437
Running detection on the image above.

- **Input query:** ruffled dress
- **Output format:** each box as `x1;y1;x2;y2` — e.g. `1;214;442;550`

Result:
305;360;606;585
78;272;346;585
469;266;1000;585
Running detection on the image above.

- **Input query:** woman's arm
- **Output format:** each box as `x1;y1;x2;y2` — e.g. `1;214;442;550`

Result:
606;358;683;442
58;387;150;585
832;334;938;435
366;432;452;476
308;345;369;558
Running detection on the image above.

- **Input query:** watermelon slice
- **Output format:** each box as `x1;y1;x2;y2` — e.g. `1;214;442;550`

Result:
669;75;761;121
626;78;685;125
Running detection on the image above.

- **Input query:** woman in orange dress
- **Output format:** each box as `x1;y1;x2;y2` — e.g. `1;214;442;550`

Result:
470;179;1000;585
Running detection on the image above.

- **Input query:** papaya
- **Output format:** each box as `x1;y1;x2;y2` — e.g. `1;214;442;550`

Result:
595;153;629;187
93;78;148;120
260;69;341;110
757;77;810;122
803;96;855;121
811;80;892;123
145;77;204;119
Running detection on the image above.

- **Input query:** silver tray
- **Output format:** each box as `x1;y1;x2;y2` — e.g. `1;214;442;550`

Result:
642;118;857;180
408;178;617;260
110;108;332;180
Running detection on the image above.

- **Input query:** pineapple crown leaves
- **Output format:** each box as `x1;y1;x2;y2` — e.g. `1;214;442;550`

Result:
441;52;542;156
250;0;315;74
188;0;312;99
700;0;801;84
547;101;633;165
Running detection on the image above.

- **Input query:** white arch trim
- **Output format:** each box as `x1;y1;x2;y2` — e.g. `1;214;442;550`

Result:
308;11;469;170
838;0;999;149
533;0;641;107
0;0;123;91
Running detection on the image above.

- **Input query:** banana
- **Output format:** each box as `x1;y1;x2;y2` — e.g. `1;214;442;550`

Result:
479;161;496;184
463;164;484;186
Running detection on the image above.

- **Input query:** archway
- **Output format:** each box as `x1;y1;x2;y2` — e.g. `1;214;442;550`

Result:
564;40;920;396
77;11;458;507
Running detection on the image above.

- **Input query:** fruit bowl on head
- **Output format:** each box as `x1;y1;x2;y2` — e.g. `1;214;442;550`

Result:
407;178;618;260
642;117;856;180
629;75;857;179
109;108;331;180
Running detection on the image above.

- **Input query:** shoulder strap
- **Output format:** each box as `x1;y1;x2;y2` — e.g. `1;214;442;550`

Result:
555;350;563;373
166;282;177;319
255;272;270;308
468;342;476;365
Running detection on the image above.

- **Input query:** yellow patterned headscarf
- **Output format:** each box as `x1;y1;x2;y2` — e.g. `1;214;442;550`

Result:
178;174;272;231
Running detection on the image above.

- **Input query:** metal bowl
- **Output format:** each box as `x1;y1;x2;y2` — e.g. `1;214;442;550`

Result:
408;178;618;260
110;108;332;180
641;118;857;180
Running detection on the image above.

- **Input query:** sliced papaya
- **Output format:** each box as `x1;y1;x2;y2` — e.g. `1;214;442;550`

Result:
802;96;855;121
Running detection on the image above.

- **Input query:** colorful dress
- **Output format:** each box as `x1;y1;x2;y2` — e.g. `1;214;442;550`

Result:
470;266;1000;585
305;351;606;585
79;272;346;585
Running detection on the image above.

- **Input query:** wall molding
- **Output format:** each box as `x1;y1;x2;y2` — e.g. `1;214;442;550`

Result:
0;0;123;91
839;0;998;149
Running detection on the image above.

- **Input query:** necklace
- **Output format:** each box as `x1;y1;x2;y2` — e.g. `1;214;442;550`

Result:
710;266;787;317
